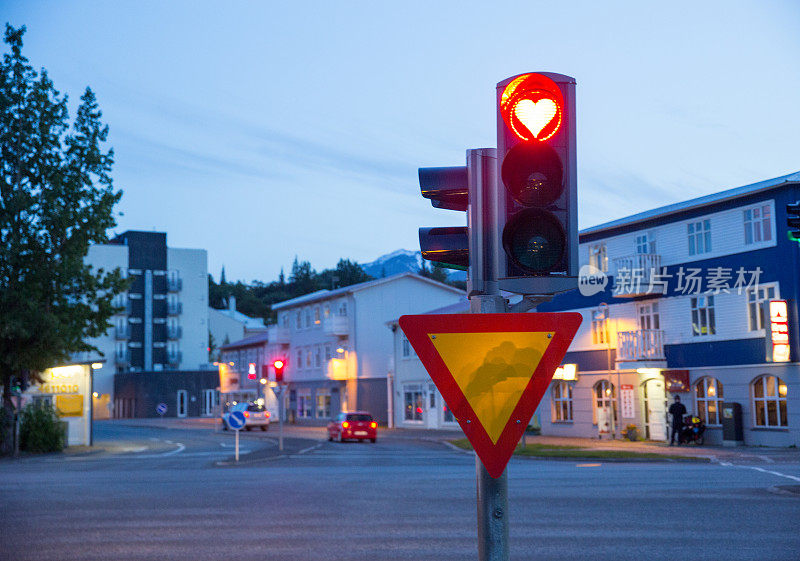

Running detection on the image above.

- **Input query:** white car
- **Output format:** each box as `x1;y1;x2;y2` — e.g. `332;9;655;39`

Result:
221;402;270;431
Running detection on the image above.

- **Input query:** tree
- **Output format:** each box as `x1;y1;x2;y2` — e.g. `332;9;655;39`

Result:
0;25;126;455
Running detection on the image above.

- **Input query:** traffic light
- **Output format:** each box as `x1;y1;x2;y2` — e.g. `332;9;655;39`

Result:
787;201;800;240
418;166;469;270
495;72;578;295
273;359;285;383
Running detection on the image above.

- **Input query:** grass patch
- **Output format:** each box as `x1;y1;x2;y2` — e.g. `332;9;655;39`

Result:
448;438;708;462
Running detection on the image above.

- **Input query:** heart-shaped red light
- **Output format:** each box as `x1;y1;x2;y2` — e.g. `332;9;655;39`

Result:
500;73;564;142
514;98;558;139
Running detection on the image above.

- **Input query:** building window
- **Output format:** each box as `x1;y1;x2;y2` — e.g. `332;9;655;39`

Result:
691;295;716;336
688;219;711;256
635;231;656;254
752;375;788;428
552;381;573;422
324;344;331;361
443;404;455;423
306;349;312;368
323;304;330;318
314;346;321;368
403;385;424;422
593;380;616;426
304;308;311;328
747;285;777;331
314;306;321;325
591;311;608;345
296;349;303;369
297;391;312;418
637;301;660;331
338;301;347;317
316;391;331;419
295;312;301;330
589;243;607;272
695;377;724;426
401;335;412;358
744;205;772;245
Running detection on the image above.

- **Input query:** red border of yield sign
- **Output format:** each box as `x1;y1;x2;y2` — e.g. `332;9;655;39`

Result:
398;312;582;478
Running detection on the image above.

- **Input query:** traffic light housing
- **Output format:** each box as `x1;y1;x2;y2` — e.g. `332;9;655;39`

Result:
787;201;800;240
273;359;285;383
495;72;578;295
418;166;469;271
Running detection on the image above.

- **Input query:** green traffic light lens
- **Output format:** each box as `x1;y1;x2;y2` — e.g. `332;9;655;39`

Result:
502;209;565;273
501;142;563;206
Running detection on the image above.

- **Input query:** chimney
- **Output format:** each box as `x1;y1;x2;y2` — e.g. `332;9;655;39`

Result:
228;295;236;311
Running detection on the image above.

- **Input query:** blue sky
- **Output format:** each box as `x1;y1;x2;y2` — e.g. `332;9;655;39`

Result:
5;1;800;281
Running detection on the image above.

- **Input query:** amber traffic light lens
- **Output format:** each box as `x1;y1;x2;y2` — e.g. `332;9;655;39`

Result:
502;209;566;273
501;143;563;206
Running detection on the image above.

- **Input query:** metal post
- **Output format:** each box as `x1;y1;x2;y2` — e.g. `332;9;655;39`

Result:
235;428;240;462
477;461;509;561
278;385;284;451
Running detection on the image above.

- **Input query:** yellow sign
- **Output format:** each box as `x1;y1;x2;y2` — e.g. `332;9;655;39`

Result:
430;331;553;444
56;394;84;417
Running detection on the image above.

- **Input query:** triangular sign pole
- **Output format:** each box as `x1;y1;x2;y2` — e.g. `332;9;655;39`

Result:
398;312;582;478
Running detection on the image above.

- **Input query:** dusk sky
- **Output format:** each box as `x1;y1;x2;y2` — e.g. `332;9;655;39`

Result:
5;1;800;282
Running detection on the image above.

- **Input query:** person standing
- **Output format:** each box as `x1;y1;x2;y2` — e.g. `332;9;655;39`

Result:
668;395;687;446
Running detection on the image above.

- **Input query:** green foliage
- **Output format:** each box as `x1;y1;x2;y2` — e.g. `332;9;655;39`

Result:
19;403;64;453
0;25;126;453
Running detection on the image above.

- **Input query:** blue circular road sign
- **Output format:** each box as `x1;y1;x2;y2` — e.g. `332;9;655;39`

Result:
156;403;167;415
228;410;246;430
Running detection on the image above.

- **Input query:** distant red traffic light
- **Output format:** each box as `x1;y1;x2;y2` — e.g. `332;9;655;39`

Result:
499;73;564;142
273;359;285;383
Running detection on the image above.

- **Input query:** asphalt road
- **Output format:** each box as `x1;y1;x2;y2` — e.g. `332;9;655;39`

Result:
1;422;799;561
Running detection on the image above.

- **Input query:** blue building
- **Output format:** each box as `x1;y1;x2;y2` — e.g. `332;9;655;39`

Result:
535;171;799;446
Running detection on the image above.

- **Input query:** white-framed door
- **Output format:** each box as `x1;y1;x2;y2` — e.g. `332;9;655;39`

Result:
176;389;188;418
426;384;438;428
642;379;667;441
202;389;217;417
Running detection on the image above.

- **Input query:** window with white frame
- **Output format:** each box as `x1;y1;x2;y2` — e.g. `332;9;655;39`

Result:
297;390;312;418
324;344;331;361
338;301;347;316
304;308;311;328
591;312;608;345
635;231;656;254
695;377;724;426
401;334;413;358
752;375;788;428
589;243;607;272
314;306;321;325
323;304;330;318
403;384;424;422
688;219;711;256
691;295;716;336
746;285;777;331
296;349;303;369
637;301;660;331
315;390;331;418
743;205;772;245
443;403;456;423
280;313;288;328
551;381;573;422
305;348;312;368
295;312;301;330
314;346;321;368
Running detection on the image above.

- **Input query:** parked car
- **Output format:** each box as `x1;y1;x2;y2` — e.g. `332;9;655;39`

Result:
221;401;270;431
327;411;377;443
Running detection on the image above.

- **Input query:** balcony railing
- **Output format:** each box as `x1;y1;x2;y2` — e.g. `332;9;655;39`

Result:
611;253;662;297
167;302;183;315
322;315;349;336
167;326;182;340
167;351;182;366
167;277;182;292
616;329;665;361
114;325;130;340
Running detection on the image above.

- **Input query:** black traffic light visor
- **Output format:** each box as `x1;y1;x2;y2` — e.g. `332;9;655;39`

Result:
501;142;563;206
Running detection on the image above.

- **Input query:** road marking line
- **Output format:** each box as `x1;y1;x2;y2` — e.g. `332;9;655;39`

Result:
756;455;775;464
296;443;322;455
576;463;601;468
721;463;800;483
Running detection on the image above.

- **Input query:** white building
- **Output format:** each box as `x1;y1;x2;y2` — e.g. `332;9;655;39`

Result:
209;296;267;360
75;231;209;418
271;273;463;424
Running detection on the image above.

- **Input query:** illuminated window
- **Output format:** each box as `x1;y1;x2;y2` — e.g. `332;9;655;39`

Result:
746;285;777;331
297;390;312;418
695;377;724;426
551;381;573;422
752;375;788;428
588;243;607;272
314;306;321;325
403;385;424;422
592;380;617;425
744;205;772;245
691;296;716;336
315;391;331;419
688;219;711;256
591;310;608;345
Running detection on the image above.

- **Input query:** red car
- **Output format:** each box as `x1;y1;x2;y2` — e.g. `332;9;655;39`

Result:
328;411;377;443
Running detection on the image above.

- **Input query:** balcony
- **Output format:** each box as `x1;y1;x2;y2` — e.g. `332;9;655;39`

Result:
167;277;182;292
611;253;662;297
167;351;182;367
115;350;131;366
167;302;183;315
322;315;349;337
616;329;665;362
267;324;290;344
167;326;182;340
114;325;130;340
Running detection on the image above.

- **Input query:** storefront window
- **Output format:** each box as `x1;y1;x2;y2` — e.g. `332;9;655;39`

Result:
752;375;788;428
315;391;331;419
552;381;573;422
404;385;424;422
695;377;723;426
442;404;455;423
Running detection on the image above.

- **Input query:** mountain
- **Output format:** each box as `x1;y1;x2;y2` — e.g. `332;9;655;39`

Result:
361;249;466;282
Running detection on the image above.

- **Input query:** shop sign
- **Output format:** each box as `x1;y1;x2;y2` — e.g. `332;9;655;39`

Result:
768;300;790;363
664;370;690;392
620;384;635;419
552;364;577;381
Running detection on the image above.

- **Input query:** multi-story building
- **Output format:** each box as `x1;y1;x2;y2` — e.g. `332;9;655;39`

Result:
209;295;267;361
75;231;209;417
271;273;463;424
534;171;800;446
